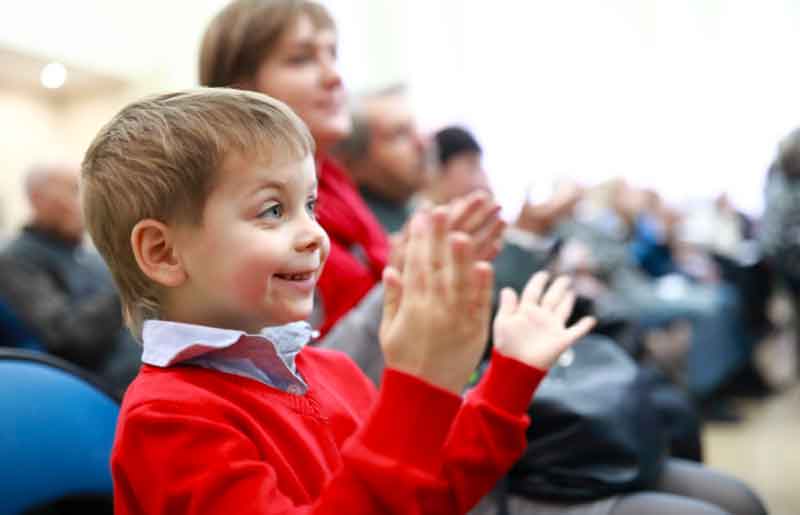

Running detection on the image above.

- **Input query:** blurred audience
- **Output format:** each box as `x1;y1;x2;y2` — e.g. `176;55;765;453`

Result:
761;127;800;296
332;112;766;513
0;163;140;394
531;179;758;421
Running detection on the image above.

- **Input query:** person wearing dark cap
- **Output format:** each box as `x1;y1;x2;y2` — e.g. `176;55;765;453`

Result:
429;126;580;294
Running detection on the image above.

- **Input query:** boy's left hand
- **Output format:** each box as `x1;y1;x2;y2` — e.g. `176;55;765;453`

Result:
493;271;596;369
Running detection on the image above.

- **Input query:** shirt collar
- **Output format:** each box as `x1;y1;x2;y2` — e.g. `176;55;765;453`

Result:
141;320;316;394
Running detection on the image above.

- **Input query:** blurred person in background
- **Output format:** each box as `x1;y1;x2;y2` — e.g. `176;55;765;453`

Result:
0;162;140;394
336;83;431;234
551;180;760;421
761;127;800;296
430;126;580;293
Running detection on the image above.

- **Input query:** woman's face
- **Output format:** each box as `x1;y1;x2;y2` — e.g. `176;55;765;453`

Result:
253;14;350;152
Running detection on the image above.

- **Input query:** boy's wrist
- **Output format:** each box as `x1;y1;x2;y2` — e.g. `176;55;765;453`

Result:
473;349;546;414
362;367;463;471
388;362;470;395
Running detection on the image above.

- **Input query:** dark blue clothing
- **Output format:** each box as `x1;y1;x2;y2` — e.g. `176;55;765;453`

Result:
0;227;140;393
630;215;678;278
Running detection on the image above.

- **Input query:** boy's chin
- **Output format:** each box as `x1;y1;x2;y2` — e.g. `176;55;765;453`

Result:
266;305;313;327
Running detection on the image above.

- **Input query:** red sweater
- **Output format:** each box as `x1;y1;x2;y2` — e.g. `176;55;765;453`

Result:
315;156;390;336
112;346;544;514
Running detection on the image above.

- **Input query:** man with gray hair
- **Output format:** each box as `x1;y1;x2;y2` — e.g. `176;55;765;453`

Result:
0;162;140;394
334;84;432;233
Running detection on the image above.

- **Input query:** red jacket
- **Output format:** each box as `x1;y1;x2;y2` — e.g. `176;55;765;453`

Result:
111;346;544;514
315;156;390;336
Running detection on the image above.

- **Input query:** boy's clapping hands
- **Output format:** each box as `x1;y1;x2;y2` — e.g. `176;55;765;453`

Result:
380;208;493;394
380;205;595;395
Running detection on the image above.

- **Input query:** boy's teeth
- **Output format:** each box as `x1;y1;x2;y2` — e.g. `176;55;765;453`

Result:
278;272;310;281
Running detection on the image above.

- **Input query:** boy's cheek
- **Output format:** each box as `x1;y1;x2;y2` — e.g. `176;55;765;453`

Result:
319;237;331;268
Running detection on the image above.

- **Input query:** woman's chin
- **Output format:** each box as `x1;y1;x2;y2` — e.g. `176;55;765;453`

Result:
311;121;352;150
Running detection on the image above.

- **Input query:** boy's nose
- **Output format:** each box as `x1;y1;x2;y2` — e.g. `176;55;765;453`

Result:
295;218;327;254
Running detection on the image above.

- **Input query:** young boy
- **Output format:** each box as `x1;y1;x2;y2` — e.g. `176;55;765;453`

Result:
81;88;594;514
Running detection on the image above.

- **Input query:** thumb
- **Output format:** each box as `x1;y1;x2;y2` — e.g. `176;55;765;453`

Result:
564;316;596;345
382;266;403;324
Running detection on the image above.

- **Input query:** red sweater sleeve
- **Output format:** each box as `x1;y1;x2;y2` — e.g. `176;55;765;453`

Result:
437;350;546;513
112;370;464;515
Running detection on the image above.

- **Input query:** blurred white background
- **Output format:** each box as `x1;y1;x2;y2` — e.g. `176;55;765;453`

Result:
1;0;799;230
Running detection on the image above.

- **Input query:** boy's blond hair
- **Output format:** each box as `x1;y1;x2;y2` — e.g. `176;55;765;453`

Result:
199;0;334;88
81;88;315;339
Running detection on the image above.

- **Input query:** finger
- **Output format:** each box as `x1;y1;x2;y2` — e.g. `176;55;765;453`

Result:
520;270;550;307
449;231;474;301
565;316;597;343
460;202;501;237
449;191;489;230
554;290;576;325
388;232;408;271
489;240;504;261
430;207;450;297
540;275;572;312
474;217;507;261
381;266;403;323
470;261;495;326
402;211;431;293
496;287;519;322
430;207;449;271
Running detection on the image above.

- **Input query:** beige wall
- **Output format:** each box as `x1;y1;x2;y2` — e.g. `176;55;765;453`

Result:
0;81;158;236
0;91;58;235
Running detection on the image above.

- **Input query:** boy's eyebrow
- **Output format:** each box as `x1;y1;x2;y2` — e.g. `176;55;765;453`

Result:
246;178;317;197
245;179;287;197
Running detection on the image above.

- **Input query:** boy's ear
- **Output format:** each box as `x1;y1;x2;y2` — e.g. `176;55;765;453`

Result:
130;219;187;288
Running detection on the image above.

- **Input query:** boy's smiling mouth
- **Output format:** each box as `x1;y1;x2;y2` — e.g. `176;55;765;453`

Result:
272;267;320;293
274;271;315;281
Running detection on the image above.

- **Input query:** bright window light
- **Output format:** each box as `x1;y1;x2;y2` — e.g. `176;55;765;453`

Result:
40;62;67;89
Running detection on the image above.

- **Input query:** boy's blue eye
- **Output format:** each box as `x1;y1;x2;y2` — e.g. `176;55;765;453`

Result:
306;198;317;217
259;203;283;219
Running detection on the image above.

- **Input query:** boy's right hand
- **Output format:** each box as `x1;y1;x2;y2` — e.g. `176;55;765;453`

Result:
379;208;494;395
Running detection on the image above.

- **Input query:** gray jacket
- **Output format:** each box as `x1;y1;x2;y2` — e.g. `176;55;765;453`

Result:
0;227;140;393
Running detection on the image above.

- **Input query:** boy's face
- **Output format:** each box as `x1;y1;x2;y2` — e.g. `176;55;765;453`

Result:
171;153;329;333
